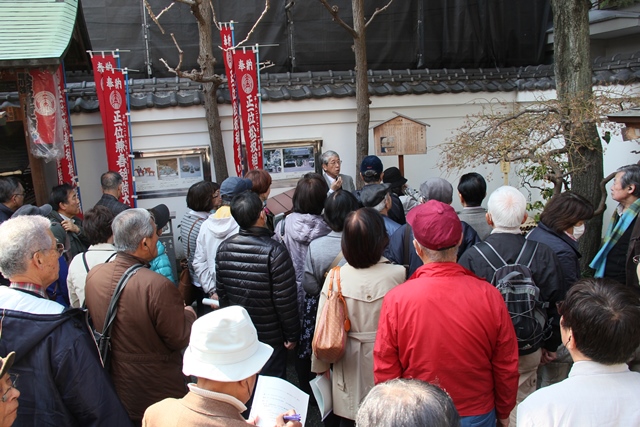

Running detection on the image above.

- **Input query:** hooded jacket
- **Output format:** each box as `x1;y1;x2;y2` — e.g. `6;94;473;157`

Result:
275;212;331;317
0;288;132;427
192;207;239;294
150;240;175;284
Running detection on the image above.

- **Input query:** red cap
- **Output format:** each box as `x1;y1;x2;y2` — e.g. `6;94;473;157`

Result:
407;200;462;250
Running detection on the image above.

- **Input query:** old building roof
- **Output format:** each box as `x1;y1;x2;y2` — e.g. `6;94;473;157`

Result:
0;0;82;68
1;50;640;113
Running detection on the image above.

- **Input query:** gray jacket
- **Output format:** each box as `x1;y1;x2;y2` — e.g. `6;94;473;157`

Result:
302;231;347;296
458;206;492;240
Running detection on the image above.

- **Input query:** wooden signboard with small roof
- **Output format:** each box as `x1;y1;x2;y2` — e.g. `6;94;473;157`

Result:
373;113;429;174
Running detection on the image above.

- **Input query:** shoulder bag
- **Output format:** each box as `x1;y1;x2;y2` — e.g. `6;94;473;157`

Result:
312;266;351;364
178;217;204;305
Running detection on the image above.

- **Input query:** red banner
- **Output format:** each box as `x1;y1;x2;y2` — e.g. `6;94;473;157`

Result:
28;69;61;147
54;65;78;186
91;55;135;207
221;26;243;177
233;48;263;171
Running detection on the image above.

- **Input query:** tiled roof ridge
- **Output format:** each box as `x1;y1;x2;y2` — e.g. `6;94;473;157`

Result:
2;51;640;113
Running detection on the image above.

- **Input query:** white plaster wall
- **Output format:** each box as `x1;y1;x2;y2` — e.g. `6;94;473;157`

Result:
69;88;640;253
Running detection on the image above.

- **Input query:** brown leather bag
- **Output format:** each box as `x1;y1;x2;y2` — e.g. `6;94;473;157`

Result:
178;259;195;306
312;266;351;363
178;218;203;306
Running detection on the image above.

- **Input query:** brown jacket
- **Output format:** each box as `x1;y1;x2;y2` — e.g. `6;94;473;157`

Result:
85;252;197;422
142;391;251;427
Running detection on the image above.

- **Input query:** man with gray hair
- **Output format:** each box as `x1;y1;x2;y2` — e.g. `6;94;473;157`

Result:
356;379;460;427
590;163;640;289
0;215;132;426
458;185;563;425
321;150;355;193
359;183;400;236
0;176;25;224
85;208;197;424
94;171;130;215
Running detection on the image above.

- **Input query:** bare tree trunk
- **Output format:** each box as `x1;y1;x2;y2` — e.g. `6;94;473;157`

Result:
353;0;369;188
194;0;229;182
552;0;602;274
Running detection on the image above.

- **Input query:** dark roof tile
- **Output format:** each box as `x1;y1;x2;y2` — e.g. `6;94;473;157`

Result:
3;51;640;112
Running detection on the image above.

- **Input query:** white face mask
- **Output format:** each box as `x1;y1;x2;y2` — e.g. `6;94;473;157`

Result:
573;223;585;240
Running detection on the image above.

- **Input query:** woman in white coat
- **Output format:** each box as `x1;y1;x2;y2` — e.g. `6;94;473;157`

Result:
311;207;405;427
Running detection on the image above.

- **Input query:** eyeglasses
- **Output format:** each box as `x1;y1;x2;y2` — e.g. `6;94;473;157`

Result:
12;193;24;198
328;160;342;166
1;374;18;403
55;243;66;256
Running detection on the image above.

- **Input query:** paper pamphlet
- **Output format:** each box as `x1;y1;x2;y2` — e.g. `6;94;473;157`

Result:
309;370;333;421
249;375;309;426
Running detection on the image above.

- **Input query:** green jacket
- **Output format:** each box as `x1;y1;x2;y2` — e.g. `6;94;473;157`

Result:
47;210;89;261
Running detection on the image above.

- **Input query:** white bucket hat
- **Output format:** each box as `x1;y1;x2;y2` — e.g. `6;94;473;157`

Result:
183;306;273;382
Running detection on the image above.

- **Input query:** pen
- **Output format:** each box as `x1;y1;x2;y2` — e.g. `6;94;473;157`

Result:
283;414;301;422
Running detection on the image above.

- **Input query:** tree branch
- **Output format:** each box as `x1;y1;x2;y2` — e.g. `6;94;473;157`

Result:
318;0;357;38
143;0;168;34
210;0;221;31
365;0;395;28
222;0;271;50
158;33;223;84
594;171;616;216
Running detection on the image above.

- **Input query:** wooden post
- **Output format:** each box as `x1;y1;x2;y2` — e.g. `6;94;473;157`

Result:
398;155;404;176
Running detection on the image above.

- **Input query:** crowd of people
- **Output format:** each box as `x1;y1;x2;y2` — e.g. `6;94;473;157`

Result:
0;155;638;427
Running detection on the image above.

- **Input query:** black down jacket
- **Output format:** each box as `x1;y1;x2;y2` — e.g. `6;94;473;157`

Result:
215;226;300;346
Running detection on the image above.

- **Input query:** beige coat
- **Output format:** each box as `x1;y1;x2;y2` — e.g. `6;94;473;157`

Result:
142;391;251;427
311;258;405;420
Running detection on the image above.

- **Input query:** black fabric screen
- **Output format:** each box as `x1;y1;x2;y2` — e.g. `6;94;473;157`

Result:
81;0;551;78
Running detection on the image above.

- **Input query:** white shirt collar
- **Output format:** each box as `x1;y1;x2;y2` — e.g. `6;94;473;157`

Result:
187;383;247;412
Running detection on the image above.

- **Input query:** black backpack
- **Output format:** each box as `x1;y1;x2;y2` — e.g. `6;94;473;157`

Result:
473;240;551;354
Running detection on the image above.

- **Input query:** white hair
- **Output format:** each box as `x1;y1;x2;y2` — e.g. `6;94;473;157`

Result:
0;216;53;278
487;186;526;229
113;208;155;253
372;194;390;213
321;150;340;165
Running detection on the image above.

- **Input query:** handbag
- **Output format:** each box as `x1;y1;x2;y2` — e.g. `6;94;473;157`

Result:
312;266;351;364
178;218;204;306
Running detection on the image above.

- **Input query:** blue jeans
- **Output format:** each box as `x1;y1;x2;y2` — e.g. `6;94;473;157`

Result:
460;409;496;427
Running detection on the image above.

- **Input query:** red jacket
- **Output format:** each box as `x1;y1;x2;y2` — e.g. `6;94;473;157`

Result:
374;262;519;419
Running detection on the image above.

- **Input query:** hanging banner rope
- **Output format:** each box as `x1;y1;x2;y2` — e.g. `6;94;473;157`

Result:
233;46;263;171
90;53;135;207
221;23;244;177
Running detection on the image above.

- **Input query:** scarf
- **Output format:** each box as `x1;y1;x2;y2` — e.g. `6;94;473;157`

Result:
590;198;640;277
